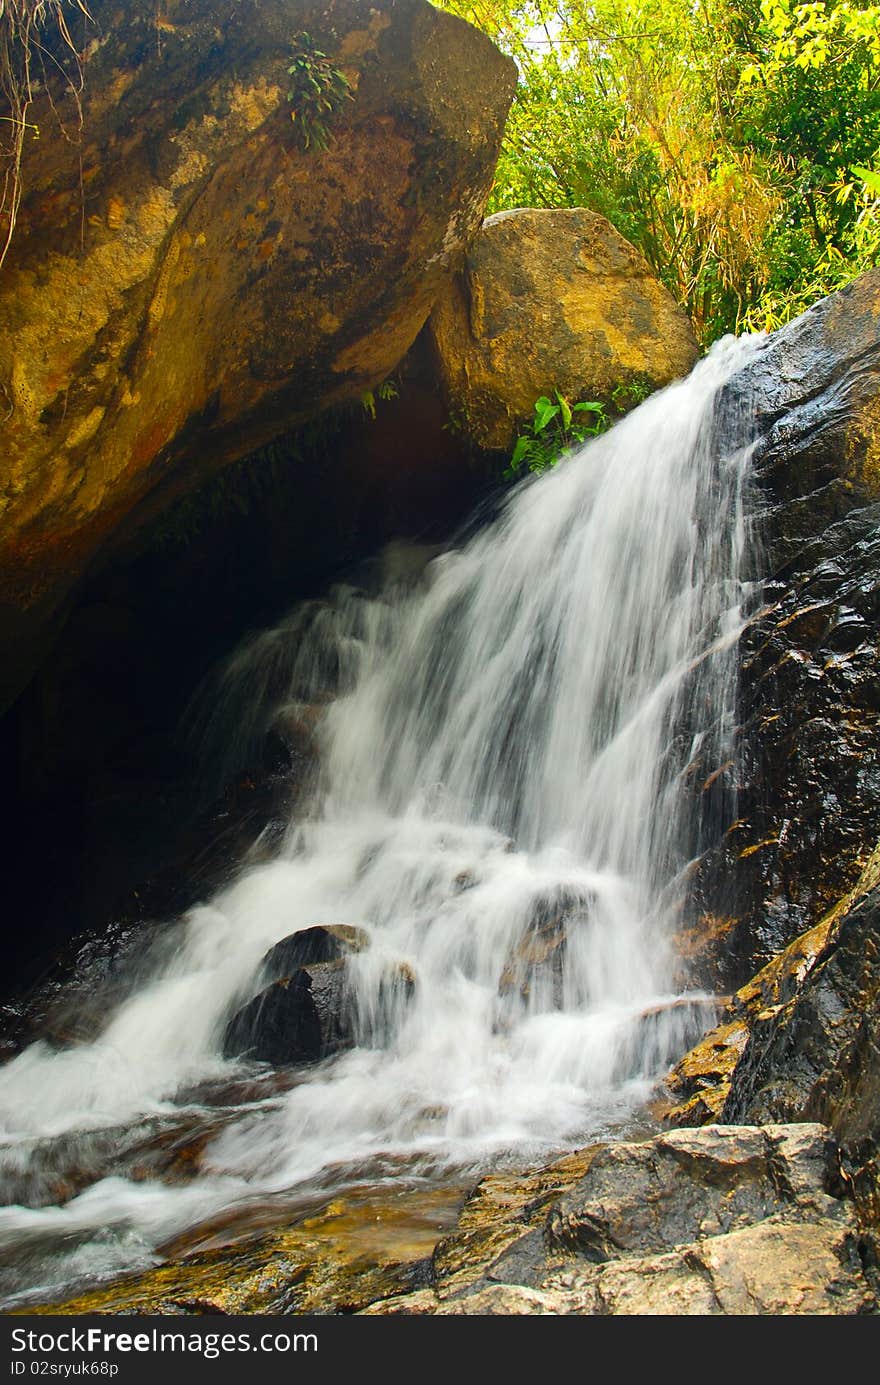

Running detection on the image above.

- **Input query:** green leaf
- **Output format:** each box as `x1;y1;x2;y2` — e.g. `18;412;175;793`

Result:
555;391;572;429
534;401;560;432
853;165;880;195
510;435;532;467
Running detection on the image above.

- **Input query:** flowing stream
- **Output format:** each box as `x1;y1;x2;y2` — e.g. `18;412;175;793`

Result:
0;335;763;1307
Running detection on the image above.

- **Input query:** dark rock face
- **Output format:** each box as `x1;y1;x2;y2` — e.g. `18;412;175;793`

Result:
717;268;880;572
688;270;880;987
723;885;880;1144
693;504;880;982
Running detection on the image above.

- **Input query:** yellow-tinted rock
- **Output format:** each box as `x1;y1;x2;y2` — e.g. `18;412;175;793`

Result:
0;0;516;710
24;1183;467;1316
663;839;880;1125
428;207;700;451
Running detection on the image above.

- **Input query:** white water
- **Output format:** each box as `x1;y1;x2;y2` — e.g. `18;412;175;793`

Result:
0;335;762;1306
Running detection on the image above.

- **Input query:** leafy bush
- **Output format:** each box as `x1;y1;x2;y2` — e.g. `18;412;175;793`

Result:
436;1;880;342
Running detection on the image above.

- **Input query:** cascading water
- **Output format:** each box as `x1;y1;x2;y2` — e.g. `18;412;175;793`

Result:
0;334;763;1308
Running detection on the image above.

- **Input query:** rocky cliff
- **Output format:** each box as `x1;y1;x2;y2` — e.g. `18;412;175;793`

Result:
0;0;516;711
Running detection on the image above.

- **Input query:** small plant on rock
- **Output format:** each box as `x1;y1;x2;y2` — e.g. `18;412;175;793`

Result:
360;378;399;419
286;32;352;153
505;390;608;479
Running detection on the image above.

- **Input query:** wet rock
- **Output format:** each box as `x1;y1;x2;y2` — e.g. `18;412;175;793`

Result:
616;996;726;1085
260;925;370;983
687;271;880;986
498;903;569;1009
658;1017;752;1126
428;207;699;452
361;1122;875;1314
722;883;880;1148
222;962;349;1066
718;508;880;975
223;929;415;1066
718;267;880;568
664;860;880;1272
35;1184;467;1315
661;901;845;1127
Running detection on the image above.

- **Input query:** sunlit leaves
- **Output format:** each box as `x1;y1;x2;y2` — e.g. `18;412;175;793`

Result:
437;0;880;341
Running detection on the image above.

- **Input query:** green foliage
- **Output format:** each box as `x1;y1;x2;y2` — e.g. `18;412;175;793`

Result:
360;378;399;419
436;1;880;342
506;391;609;478
735;0;880;330
286;32;352;153
610;377;652;413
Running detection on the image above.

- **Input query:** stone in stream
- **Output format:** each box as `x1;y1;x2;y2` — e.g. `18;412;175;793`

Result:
222;963;349;1066
223;925;415;1066
260;924;370;983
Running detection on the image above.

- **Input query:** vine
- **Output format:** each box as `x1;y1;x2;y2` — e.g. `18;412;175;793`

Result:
0;0;90;271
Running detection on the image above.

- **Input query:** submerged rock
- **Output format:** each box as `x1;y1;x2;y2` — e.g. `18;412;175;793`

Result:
497;891;577;1009
427;207;699;452
34;1183;467;1315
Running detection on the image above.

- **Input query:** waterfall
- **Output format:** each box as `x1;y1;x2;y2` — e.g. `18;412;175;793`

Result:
0;333;762;1307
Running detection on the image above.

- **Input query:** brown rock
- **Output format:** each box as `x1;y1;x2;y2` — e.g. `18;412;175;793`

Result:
0;0;517;710
361;1122;876;1315
427;207;700;452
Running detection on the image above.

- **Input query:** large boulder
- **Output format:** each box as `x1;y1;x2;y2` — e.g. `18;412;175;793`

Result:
426;207;700;451
0;0;516;711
